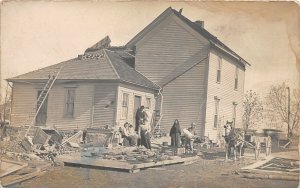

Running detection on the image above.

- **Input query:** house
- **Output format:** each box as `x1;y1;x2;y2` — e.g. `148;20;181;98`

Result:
7;42;159;131
7;7;250;142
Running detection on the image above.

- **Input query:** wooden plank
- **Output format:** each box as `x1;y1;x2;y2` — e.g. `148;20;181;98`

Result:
241;155;274;170
242;173;299;181
133;156;199;169
63;158;133;170
0;159;28;178
1;170;46;187
240;168;299;176
261;163;274;169
61;155;199;172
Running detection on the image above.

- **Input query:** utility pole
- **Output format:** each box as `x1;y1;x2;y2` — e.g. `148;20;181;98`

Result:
287;86;290;138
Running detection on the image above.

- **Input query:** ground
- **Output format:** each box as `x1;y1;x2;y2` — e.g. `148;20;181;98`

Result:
9;142;299;188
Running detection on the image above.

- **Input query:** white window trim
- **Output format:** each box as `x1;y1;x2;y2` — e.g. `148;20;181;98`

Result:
213;96;220;129
121;92;130;120
216;56;222;83
234;66;239;90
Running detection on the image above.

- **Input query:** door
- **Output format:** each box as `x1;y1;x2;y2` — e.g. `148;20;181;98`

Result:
35;90;48;126
133;96;141;128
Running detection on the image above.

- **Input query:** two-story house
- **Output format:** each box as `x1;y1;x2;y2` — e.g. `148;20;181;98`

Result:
7;7;249;142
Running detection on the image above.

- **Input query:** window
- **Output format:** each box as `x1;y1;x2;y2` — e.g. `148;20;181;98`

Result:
234;66;239;90
232;102;238;127
121;93;129;119
65;89;75;117
214;96;220;128
146;97;151;109
217;56;222;83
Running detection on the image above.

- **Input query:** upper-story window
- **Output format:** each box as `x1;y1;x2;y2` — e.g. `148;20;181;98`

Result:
214;96;220;128
217;56;222;83
121;93;129;119
234;66;239;90
232;102;237;127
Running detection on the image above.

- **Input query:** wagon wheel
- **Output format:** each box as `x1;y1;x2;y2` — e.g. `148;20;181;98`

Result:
266;136;272;156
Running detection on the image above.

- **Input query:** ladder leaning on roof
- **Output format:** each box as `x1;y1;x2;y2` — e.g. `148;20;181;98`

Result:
23;66;64;137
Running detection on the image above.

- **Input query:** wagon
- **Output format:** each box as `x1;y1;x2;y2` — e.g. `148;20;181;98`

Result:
242;129;272;160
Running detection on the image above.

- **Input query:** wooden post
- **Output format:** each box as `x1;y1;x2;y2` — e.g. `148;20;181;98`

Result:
287;86;290;138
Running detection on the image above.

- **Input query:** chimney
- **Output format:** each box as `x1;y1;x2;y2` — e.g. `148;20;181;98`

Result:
194;20;204;28
179;8;183;14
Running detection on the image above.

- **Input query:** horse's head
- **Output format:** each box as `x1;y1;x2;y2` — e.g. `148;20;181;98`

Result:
224;121;233;136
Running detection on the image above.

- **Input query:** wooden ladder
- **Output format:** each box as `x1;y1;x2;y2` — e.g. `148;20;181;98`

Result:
24;67;63;137
151;110;165;138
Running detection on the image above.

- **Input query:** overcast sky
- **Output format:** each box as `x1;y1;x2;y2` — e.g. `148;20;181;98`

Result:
1;1;299;98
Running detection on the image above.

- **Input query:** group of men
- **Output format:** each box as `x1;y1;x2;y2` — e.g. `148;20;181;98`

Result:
119;105;198;151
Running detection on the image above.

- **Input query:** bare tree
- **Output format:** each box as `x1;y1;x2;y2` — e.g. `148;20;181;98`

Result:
0;83;12;122
265;82;300;137
243;90;264;130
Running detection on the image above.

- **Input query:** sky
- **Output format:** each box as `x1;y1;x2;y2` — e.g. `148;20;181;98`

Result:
0;1;299;100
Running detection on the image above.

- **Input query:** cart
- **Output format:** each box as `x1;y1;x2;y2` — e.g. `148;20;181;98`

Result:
242;130;272;160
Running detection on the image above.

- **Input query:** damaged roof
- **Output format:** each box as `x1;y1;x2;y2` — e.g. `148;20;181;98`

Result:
7;49;159;90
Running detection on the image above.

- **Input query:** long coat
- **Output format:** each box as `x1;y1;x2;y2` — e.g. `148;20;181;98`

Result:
170;123;181;147
135;108;145;132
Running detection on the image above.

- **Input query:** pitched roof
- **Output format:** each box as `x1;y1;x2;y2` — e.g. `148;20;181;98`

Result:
126;7;250;66
7;49;159;90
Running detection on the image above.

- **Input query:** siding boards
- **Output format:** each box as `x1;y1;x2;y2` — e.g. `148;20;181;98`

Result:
11;82;94;131
205;51;245;141
10;83;37;126
47;83;94;130
161;60;208;136
135;16;208;84
92;83;118;128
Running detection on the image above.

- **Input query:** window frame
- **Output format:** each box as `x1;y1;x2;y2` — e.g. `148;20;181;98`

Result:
216;56;222;83
145;97;151;109
234;66;239;90
121;92;129;119
214;96;220;128
64;88;76;118
232;102;238;128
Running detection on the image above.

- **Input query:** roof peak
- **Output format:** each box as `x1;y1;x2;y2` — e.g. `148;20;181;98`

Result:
126;7;250;66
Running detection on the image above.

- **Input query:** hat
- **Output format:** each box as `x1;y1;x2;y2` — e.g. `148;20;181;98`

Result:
191;122;196;127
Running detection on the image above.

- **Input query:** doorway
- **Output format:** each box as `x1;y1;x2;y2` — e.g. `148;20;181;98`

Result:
133;95;141;128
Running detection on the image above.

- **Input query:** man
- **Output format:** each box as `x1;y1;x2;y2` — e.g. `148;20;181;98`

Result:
139;109;152;150
135;106;145;133
183;122;197;151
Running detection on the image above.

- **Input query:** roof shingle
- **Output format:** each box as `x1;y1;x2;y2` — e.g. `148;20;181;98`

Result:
7;49;159;90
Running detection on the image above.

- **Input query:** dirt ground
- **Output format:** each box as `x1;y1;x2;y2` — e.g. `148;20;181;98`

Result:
9;147;299;188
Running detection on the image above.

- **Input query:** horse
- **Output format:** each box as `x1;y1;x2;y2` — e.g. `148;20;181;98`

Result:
223;121;245;161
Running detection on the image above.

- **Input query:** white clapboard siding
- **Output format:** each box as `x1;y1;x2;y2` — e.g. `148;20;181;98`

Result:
92;83;118;128
205;50;245;141
160;59;209;135
47;83;94;131
10;82;37;127
116;84;156;127
135;15;209;84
